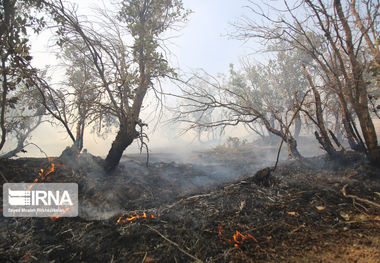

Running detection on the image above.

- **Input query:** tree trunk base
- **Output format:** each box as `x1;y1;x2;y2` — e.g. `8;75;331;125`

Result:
104;123;138;174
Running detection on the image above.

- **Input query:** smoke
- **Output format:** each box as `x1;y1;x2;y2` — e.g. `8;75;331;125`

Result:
54;135;324;221
76;147;259;220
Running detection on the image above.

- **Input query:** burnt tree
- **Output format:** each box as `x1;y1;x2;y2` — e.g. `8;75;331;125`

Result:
174;51;310;160
45;0;189;172
234;0;380;166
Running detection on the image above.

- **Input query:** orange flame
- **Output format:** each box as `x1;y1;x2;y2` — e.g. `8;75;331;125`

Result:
116;212;160;224
217;225;224;238
217;226;258;247
27;163;55;190
233;230;258;247
27;159;66;190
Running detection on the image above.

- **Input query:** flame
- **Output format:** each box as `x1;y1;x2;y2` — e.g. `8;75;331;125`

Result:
116;212;160;224
217;226;258;247
217;225;224;238
233;230;258;246
45;163;55;177
27;163;55;190
27;159;66;190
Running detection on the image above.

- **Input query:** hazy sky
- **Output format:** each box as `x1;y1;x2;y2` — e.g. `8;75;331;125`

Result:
172;0;250;74
4;0;256;157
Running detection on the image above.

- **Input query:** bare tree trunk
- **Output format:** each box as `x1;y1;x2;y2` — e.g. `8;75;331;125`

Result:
355;104;380;165
288;137;302;159
334;105;343;143
74;118;85;151
329;130;344;151
294;114;301;139
335;0;380;166
104;120;138;173
268;115;277;145
337;94;363;151
0;58;8;151
303;65;336;156
261;117;302;159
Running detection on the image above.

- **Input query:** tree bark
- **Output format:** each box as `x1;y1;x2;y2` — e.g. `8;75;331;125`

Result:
261;116;302;159
104;120;139;173
337;94;364;151
355;104;380;166
329;129;344;151
335;0;380;166
286;136;302;159
268;115;277;145
302;64;336;156
75;118;85;151
333;105;343;143
294;114;301;139
0;58;9;151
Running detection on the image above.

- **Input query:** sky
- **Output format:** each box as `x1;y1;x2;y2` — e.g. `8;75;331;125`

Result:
2;0;258;157
171;0;250;74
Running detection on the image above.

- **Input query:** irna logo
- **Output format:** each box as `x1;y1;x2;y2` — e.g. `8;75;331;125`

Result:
3;183;78;217
8;188;73;206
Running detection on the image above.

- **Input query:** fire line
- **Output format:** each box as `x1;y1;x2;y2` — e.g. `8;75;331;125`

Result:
116;212;160;224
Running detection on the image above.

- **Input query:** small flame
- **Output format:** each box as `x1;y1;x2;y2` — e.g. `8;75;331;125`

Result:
233;230;258;247
116;212;160;224
27;159;66;190
27;163;55;190
217;225;224;238
217;226;258;247
45;163;55;177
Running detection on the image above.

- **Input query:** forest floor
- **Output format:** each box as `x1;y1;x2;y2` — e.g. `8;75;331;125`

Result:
0;144;380;262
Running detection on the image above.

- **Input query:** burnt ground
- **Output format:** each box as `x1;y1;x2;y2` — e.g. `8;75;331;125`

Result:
0;148;379;262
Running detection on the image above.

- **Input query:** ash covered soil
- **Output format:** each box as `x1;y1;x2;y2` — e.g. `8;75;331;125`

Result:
0;147;380;262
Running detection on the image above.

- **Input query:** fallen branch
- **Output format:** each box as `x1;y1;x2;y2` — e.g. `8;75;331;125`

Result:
143;224;203;263
341;184;380;209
